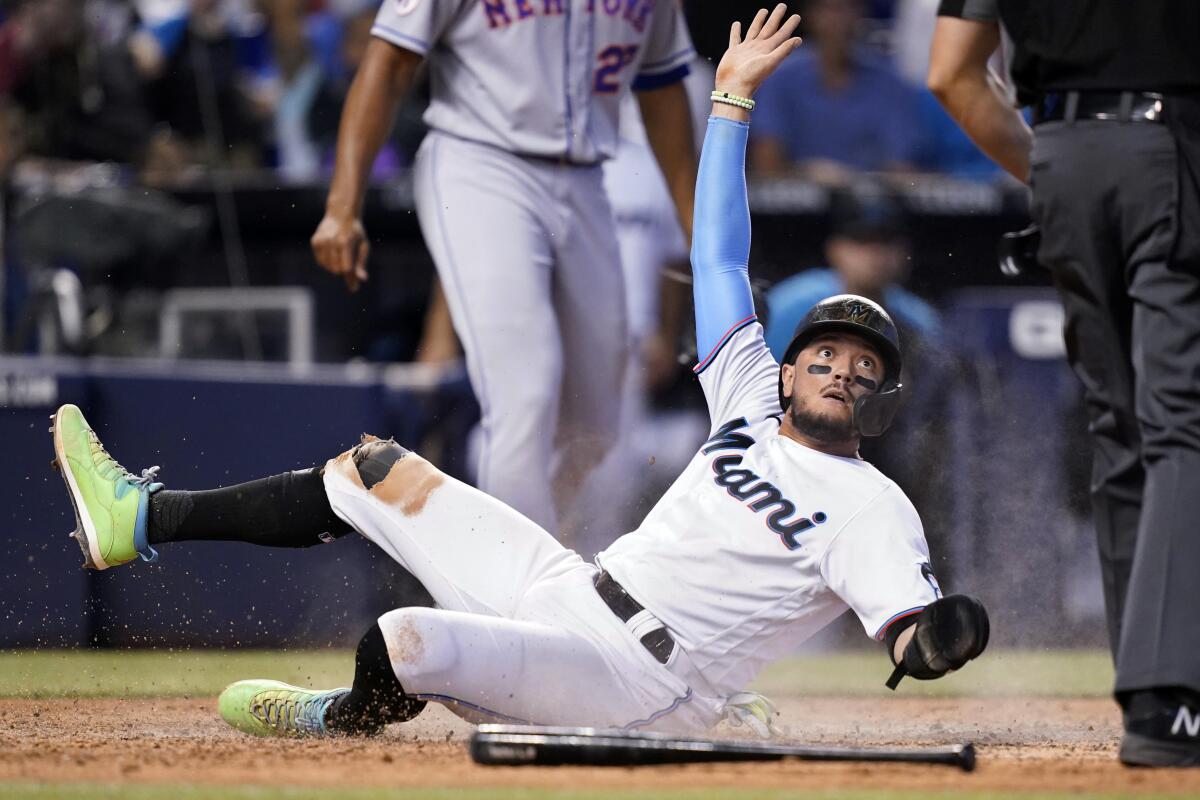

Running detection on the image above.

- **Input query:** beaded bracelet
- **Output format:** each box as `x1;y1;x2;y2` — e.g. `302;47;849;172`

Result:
710;90;756;111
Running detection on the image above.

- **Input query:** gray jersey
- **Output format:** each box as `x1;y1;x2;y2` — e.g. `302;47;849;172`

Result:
372;0;695;163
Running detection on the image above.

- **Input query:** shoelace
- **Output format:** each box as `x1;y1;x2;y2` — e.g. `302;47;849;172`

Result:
81;428;163;563
88;430;160;488
251;690;337;736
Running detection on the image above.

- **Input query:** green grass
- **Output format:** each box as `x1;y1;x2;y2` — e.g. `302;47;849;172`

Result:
0;649;353;698
753;649;1115;698
0;787;1183;800
0;648;1114;699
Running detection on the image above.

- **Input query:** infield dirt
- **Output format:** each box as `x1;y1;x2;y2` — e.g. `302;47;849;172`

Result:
4;695;1199;795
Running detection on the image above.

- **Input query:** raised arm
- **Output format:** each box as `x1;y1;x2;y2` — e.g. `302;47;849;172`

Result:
692;6;801;361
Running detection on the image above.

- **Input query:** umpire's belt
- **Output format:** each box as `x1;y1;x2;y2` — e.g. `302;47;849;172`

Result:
594;570;676;665
1033;91;1164;125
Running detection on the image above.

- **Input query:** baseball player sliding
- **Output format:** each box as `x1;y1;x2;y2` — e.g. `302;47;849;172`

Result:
50;6;988;737
310;0;698;538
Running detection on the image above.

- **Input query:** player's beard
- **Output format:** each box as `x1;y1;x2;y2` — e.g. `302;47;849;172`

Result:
788;400;856;444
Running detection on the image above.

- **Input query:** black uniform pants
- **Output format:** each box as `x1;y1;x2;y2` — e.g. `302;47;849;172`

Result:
1030;105;1200;696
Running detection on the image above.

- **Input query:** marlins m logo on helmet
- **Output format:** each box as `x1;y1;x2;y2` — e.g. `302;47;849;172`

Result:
777;294;905;437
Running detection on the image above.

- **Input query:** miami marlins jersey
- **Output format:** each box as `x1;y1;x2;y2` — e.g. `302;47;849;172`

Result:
371;0;695;163
597;321;939;697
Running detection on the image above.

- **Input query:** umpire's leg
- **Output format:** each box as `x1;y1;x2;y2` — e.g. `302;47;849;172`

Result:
1029;120;1146;660
1116;107;1200;696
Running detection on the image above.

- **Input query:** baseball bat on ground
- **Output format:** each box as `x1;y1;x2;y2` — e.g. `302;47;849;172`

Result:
469;725;976;772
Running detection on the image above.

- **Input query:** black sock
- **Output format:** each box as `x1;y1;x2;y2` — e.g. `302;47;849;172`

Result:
325;622;426;735
148;468;352;548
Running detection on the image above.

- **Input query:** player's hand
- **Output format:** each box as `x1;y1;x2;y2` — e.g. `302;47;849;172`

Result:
723;692;784;739
311;212;370;292
715;5;802;99
900;595;990;681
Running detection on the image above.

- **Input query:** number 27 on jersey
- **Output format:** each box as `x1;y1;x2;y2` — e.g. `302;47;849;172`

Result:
594;45;639;93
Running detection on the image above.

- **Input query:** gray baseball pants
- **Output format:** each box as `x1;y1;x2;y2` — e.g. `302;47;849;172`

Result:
1029;101;1200;696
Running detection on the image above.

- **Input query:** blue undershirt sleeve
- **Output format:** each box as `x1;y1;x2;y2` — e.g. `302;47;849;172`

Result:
691;117;757;364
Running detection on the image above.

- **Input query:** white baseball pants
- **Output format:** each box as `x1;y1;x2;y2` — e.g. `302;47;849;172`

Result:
322;444;722;733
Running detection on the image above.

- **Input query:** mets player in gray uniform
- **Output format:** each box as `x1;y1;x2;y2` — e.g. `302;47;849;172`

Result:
52;6;989;737
310;0;699;536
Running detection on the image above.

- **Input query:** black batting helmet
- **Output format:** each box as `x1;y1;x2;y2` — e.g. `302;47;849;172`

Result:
778;294;904;437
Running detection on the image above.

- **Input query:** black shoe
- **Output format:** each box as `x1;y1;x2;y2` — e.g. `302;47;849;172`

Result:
1119;688;1200;767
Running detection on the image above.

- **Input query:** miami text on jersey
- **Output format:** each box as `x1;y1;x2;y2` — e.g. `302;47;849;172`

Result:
702;419;827;550
483;0;656;32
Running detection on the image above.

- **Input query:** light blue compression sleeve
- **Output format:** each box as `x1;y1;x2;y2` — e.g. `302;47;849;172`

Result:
691;116;757;373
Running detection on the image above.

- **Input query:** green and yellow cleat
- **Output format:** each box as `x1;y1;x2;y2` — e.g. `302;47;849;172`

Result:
219;680;350;738
49;403;163;570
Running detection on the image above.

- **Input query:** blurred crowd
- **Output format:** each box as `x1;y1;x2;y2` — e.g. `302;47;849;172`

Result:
0;0;421;185
0;0;1003;186
0;0;1004;370
748;0;1001;182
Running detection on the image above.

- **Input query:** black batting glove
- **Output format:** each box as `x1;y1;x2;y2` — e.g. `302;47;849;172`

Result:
886;595;990;690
